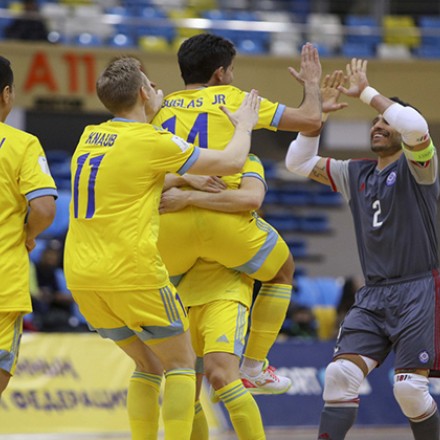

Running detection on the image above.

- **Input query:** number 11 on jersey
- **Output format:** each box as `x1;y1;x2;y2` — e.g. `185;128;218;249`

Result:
73;153;105;219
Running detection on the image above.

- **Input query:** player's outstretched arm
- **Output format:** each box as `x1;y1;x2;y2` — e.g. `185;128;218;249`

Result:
187;89;260;176
277;42;322;132
285;69;347;186
339;58;432;154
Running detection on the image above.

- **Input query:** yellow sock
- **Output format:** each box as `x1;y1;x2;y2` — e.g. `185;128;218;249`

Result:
191;400;209;440
127;371;162;440
216;379;265;440
244;283;292;361
163;368;196;440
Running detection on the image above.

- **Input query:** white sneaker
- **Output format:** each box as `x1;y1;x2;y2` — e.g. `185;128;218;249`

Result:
240;361;292;395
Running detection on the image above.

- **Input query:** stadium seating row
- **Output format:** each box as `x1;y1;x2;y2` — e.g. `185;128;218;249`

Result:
1;0;440;57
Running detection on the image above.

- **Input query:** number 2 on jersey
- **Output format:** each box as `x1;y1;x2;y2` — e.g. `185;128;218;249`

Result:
372;199;383;227
73;153;105;219
161;113;208;148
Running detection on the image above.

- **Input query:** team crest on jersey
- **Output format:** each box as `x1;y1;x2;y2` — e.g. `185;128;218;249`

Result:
419;350;430;364
171;135;190;152
386;171;397;186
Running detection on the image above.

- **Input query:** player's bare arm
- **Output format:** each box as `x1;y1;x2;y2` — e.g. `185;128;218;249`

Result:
277;43;322;133
160;176;265;214
25;195;56;252
163;174;226;193
339;58;432;153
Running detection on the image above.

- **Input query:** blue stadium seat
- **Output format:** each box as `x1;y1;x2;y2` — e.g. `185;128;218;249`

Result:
54;177;71;191
263;189;281;204
0;16;12;38
313;44;335;57
419;16;440;47
287;0;312;22
72;33;104;47
230;10;270;50
278;189;313;206
415;45;440;58
109;33;137;48
263;213;300;232
312;190;343;206
262;159;277;179
122;0;155;7
286;239;308;258
41;190;70;239
50;161;71;180
294;276;343;308
55;268;88;326
201;9;228;20
201;10;236;42
46;149;71;166
345;15;381;47
29;238;48;264
341;42;376;58
236;38;267;55
299;214;330;232
105;6;135;17
136;8;176;42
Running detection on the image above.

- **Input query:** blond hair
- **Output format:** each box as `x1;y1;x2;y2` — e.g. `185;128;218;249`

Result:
96;56;144;114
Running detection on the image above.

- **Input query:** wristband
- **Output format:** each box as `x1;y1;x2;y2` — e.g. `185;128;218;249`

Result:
360;86;380;105
402;140;435;162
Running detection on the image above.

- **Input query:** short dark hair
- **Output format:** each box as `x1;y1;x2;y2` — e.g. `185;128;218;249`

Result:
0;56;14;93
96;57;144;114
178;33;236;85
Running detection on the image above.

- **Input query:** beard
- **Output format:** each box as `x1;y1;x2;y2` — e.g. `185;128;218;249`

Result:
370;142;402;156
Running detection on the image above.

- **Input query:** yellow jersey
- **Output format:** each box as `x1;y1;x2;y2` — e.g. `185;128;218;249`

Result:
152;85;284;189
240;153;267;191
64;120;199;291
158;154;272;278
0;122;57;312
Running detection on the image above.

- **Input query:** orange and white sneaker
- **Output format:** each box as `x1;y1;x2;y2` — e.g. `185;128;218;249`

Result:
240;361;292;395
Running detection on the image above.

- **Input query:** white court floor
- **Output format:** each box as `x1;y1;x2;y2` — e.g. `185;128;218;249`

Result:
0;427;415;440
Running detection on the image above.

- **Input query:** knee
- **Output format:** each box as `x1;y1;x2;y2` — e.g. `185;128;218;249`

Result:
205;367;234;390
322;359;364;403
393;373;436;420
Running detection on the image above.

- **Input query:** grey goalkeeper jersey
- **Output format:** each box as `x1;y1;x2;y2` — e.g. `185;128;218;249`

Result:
328;151;439;284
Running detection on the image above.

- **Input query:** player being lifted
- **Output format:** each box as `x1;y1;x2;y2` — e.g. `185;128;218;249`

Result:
64;56;261;440
153;34;322;394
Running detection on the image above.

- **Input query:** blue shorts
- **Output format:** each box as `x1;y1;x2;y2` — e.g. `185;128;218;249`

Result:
334;270;440;372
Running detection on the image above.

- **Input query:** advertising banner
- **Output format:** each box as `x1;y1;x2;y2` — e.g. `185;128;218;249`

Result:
0;333;225;435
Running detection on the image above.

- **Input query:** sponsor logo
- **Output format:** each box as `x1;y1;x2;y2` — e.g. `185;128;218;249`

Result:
216;334;229;343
